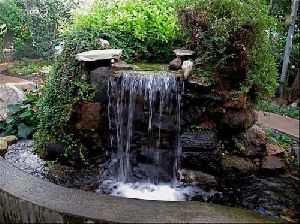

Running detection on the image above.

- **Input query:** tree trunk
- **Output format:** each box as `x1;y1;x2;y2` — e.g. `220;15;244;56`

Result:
280;0;299;98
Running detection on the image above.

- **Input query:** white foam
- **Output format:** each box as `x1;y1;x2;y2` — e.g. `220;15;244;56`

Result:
98;181;211;201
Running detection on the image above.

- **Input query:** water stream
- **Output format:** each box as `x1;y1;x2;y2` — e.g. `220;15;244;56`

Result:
108;72;182;184
105;71;192;200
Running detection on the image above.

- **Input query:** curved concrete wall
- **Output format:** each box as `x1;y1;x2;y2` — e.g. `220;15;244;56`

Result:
0;158;279;223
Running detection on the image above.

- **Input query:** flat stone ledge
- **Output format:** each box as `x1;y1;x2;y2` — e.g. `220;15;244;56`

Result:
0;158;280;223
76;49;123;62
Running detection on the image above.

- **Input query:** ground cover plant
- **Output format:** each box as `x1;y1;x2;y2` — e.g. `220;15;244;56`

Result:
255;101;300;120
7;59;52;76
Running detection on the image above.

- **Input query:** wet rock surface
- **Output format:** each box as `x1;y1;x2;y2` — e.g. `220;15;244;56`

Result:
181;131;219;151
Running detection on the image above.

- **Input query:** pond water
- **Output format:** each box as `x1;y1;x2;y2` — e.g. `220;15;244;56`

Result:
5;139;300;222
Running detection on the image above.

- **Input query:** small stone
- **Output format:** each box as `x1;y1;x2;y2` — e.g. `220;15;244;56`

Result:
182;60;193;80
0;139;8;156
168;58;182;70
261;156;285;174
1;135;17;145
266;144;285;156
179;169;217;187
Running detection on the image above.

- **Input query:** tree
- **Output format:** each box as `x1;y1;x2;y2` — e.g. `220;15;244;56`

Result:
280;0;299;98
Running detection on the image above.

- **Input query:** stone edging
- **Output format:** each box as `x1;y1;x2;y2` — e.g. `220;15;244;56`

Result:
0;158;279;223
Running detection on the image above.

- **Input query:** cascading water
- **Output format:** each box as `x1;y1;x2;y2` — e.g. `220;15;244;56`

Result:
99;71;204;201
108;72;182;185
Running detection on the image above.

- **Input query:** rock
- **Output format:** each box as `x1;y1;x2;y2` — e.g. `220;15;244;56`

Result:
75;102;102;131
222;155;256;175
1;135;17;145
261;156;285;174
247;125;267;146
99;38;110;49
112;60;138;70
6;82;36;92
90;67;110;103
168;58;182;70
0;84;25;120
0;139;8;156
42;141;66;160
181;151;222;175
266;144;285;156
180;131;221;174
182;60;193;80
223;94;247;109
76;49;123;62
174;49;195;57
181;131;219;152
220;108;257;132
179;169;217;187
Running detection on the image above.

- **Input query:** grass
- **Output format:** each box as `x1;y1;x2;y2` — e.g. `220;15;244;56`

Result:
255;101;299;120
135;62;167;71
7;59;52;76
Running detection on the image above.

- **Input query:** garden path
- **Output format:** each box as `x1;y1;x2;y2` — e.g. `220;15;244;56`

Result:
256;110;299;138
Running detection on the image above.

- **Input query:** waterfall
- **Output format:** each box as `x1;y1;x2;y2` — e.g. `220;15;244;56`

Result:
108;71;183;186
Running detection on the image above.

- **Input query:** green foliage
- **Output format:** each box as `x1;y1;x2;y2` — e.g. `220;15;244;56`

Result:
177;0;278;101
34;38;95;153
265;128;294;149
61;0;182;62
0;90;39;138
0;0;77;59
255;101;300;120
8;59;52;76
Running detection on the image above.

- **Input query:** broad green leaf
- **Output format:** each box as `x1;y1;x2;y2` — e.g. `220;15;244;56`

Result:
17;123;33;138
19;111;32;118
7;104;21;114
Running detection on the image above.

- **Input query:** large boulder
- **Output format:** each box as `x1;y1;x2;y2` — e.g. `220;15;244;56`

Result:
75;102;102;131
220;108;257;133
89;67;110;104
0;84;25;120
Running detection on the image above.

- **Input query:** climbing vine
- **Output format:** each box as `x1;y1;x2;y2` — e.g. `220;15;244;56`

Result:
34;34;97;158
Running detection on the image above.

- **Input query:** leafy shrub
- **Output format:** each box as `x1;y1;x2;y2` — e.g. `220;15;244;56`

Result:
0;0;77;59
177;0;278;101
8;59;52;76
34;36;96;154
61;0;182;62
0;90;39;138
255;101;300;120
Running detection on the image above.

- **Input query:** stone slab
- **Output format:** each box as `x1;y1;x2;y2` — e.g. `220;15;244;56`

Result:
174;49;195;57
0;157;280;223
76;49;123;62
